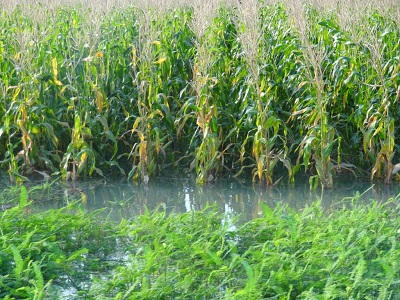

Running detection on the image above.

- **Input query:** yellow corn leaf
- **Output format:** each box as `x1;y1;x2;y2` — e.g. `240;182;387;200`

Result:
151;40;161;45
148;109;163;119
257;159;263;181
139;141;147;161
196;115;204;130
155;131;160;154
373;122;383;137
154;57;167;64
209;77;218;87
77;152;88;174
343;90;348;106
137;131;145;142
95;89;104;113
371;154;384;180
31;126;40;134
80;151;88;162
51;57;58;78
11;86;21;101
131;46;137;67
291;107;310;116
20;104;27;121
52;79;63;86
131;117;143;133
297;81;308;91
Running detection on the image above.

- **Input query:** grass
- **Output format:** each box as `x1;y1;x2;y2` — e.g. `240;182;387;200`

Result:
1;184;400;298
0;0;399;188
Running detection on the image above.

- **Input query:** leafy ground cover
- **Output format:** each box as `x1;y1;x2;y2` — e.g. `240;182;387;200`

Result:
0;0;399;188
1;185;400;299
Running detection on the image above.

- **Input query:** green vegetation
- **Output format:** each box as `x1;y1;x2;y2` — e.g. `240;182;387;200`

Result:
1;185;400;298
0;0;399;188
2;3;399;298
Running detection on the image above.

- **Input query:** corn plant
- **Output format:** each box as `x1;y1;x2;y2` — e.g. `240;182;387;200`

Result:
235;1;292;185
359;13;400;184
0;8;59;182
124;6;174;184
0;1;399;185
288;4;340;189
53;10;101;180
188;1;222;184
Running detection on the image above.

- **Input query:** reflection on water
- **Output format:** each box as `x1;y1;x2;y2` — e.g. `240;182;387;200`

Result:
1;172;400;221
1;174;397;221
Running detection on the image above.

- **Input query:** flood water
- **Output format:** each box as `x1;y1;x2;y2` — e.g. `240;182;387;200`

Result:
3;173;400;298
2;172;400;221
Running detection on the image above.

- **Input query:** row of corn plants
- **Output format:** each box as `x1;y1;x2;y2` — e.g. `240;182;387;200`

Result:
1;1;399;187
2;184;400;298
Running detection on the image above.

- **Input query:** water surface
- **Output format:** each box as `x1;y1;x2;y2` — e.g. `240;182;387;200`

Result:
2;173;399;221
